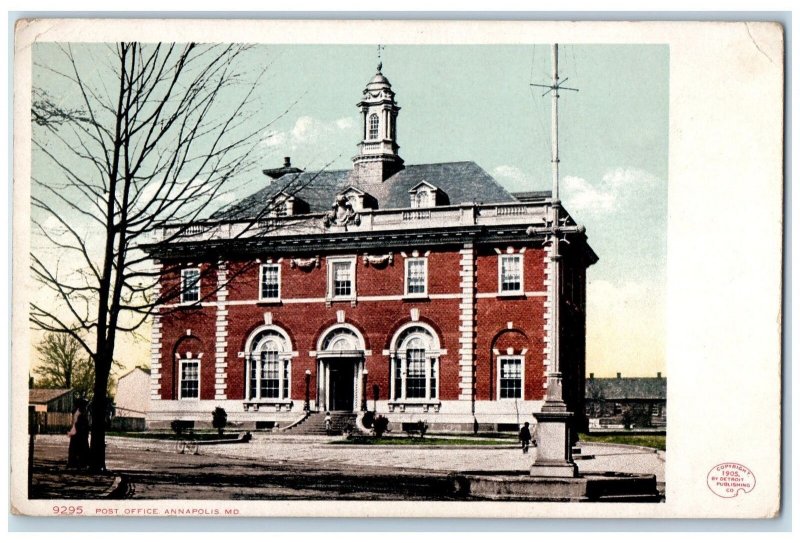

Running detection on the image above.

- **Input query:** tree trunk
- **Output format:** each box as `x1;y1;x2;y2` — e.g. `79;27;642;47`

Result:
88;355;111;472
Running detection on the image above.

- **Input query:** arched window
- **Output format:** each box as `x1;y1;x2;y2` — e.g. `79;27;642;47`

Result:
247;329;291;401
368;113;380;140
390;325;441;401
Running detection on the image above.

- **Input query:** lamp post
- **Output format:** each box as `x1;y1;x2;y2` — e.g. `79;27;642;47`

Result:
304;369;311;412
361;369;369;411
372;384;379;412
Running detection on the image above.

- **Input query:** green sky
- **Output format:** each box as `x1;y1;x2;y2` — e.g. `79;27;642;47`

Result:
31;43;668;378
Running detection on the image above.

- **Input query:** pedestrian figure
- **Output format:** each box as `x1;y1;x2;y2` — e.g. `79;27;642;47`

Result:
67;398;90;469
519;421;532;454
324;411;332;434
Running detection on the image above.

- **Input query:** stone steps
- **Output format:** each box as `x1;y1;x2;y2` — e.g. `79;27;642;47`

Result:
283;411;357;435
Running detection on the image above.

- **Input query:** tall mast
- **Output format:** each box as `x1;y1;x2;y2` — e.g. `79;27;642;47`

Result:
528;43;583;478
551;43;560;203
531;43;579;409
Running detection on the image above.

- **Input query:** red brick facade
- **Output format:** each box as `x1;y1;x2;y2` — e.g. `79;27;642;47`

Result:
148;238;592;430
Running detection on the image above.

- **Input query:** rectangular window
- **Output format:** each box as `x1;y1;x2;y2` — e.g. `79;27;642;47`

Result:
179;360;199;399
328;258;355;300
405;258;427;296
260;263;281;300
499;357;522;399
429;358;438;399
260;351;280;399
405;349;426;399
282;360;290;400
393;357;402;400
248;357;257;400
499;254;523;294
181;268;200;303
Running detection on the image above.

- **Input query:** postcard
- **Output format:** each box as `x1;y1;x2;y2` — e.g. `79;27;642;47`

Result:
11;18;783;518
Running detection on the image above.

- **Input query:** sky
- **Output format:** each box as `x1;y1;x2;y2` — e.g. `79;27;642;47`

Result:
31;43;668;380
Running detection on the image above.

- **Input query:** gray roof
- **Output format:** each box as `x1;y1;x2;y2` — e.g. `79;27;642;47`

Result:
29;388;73;404
585;377;666;401
118;366;151;380
214;161;517;220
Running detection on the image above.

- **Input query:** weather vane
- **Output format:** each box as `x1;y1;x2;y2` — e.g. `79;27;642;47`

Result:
377;44;385;72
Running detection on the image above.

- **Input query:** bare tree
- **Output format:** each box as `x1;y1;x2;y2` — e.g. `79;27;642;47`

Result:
30;42;310;470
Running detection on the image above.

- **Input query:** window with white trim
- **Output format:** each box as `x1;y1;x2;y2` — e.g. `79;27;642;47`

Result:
328;258;355;300
247;331;291;401
179;359;200;399
260;263;281;301
413;190;433;208
498;356;522;399
390;326;440;401
180;268;200;303
405;257;428;296
368;113;380;140
498;254;523;294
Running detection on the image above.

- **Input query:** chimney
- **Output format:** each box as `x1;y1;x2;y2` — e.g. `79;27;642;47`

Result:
657;372;662;379
263;157;303;181
616;372;622;379
589;373;594;379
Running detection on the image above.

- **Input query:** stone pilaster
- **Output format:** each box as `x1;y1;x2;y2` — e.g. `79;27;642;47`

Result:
149;260;163;400
458;243;476;401
214;260;229;400
542;241;554;390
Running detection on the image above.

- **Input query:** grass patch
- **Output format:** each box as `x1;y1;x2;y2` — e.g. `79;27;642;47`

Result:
107;431;241;441
331;436;514;446
579;433;666;451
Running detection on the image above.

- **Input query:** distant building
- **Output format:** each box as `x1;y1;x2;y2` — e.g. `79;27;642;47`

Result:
115;367;151;418
28;388;74;413
584;373;666;430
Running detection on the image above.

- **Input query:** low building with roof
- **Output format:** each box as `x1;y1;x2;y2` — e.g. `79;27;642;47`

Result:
28;388;74;414
142;63;598;432
585;373;667;430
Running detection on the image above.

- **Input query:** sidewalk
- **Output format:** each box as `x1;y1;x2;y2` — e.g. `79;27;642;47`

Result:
29;434;664;500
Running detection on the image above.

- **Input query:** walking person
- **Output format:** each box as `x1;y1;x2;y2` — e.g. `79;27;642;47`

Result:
518;421;532;454
67;398;90;469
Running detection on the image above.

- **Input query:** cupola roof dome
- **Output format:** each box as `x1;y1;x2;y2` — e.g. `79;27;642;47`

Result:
366;64;392;90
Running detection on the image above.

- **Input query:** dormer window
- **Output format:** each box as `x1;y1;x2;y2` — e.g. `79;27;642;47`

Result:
408;181;440;208
415;190;432;208
368;113;380;140
338;186;376;211
269;193;295;217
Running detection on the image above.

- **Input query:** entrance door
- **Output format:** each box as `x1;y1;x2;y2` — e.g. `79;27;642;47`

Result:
329;364;354;411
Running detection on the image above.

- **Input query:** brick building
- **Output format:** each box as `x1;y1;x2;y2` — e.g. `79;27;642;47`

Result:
143;65;598;431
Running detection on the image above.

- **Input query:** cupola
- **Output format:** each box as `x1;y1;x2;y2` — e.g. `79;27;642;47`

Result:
350;62;404;184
